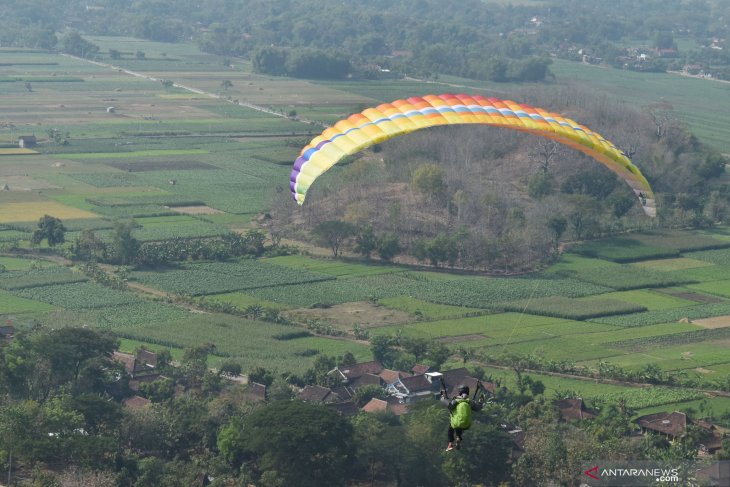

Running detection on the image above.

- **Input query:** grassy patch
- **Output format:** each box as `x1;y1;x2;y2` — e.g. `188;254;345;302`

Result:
631;257;714;272
0;256;56;271
565;238;678;262
0;289;55;314
594;341;730;372
263;255;407;278
634;396;730;418
117;338;185;362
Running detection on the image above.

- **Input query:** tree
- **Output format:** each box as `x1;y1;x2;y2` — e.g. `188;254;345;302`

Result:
70;229;107;261
217;415;247;469
252;46;288;76
59;31;99;58
443;423;513;486
111;219;139;265
31;215;66;247
528;171;553;199
218;360;242;378
353;384;388;407
355;225;378;259
31;327;118;397
109;49;121;60
312;220;356;257
248;366;275;387
547;215;567;245
241;401;354;487
351;413;405;485
221;79;233;90
377;234;401;262
412;163;447;204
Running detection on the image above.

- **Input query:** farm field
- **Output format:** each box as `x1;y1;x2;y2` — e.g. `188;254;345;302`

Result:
2;37;730;418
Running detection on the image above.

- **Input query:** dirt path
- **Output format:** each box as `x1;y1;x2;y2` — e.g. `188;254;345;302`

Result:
60;53;326;128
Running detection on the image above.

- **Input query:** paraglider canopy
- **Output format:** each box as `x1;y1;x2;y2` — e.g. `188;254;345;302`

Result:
290;94;656;217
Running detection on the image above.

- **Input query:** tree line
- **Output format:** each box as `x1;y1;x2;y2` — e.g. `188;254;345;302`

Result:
8;0;723;81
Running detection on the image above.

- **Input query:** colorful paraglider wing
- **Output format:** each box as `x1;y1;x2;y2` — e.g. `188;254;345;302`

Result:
290;94;656;217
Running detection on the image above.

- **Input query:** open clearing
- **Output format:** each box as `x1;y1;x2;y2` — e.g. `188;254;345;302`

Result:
168;204;222;215
283;301;413;328
693;315;730;328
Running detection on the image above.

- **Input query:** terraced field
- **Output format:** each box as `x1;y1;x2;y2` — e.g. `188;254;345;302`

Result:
3;38;730;417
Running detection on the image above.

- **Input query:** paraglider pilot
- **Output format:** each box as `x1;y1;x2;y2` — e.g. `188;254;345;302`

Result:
441;384;483;451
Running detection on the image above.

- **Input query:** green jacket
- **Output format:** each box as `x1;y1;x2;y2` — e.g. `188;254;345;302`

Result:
449;397;472;429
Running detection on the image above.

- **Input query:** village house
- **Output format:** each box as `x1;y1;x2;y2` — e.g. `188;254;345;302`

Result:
554;398;597;421
297;384;341;404
635;411;690;441
634;410;726;453
362;397;409;416
0;325;15;342
112;349;159;378
17;135;36;148
245;382;267;402
328;360;384;389
387;374;437;403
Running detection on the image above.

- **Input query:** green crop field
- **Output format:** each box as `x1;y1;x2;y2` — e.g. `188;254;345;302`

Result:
206;291;292;311
131;260;335;296
264;255;408;278
0;267;88;290
590;289;697;310
113;313;372;372
497;296;645;320
0;256;56;271
550;59;730;154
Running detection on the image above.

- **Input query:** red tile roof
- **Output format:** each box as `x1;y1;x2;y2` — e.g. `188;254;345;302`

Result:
362;398;389;413
340;361;384;380
297;385;334;403
123;395;151;409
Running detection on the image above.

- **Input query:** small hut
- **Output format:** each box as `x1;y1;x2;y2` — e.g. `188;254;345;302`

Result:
18;135;36;148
